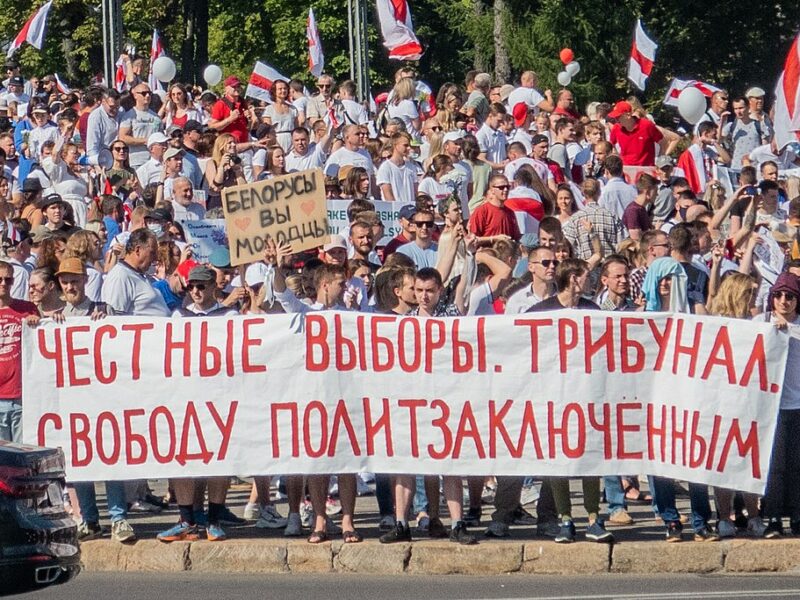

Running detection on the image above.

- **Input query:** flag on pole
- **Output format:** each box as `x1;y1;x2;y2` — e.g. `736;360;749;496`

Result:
662;78;722;108
54;73;71;94
307;8;325;78
774;33;800;151
376;0;423;61
148;30;165;93
5;219;21;244
114;57;127;92
7;0;53;59
245;61;289;103
627;19;657;91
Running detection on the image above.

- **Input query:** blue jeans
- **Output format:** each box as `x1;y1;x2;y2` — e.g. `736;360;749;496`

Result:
375;473;393;517
413;475;429;515
74;480;129;523
0;399;22;443
603;476;627;516
649;476;712;531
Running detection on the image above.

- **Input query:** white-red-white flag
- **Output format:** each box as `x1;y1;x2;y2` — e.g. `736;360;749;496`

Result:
307;8;324;78
54;73;71;94
376;0;423;61
148;30;165;93
7;0;53;59
774;33;800;151
245;61;289;103
114;56;127;92
662;78;722;108
628;19;657;91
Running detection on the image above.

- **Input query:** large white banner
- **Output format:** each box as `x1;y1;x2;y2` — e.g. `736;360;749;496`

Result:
22;311;789;493
327;199;411;238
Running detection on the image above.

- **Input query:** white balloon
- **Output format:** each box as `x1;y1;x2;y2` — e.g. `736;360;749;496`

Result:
677;87;707;124
203;64;222;86
557;71;571;87
152;56;176;83
565;61;580;77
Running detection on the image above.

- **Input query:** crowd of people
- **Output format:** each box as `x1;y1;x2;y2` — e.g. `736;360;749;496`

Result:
2;57;800;549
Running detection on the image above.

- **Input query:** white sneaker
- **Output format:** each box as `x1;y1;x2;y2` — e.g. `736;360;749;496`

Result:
520;483;541;506
255;505;288;529
129;500;162;513
111;519;136;543
356;478;373;496
284;512;303;536
243;502;260;520
359;472;375;484
747;517;766;537
718;519;737;538
326;496;342;516
300;500;314;528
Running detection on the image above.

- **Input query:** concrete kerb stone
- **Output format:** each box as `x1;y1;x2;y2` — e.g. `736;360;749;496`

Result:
188;540;288;573
335;541;410;573
81;539;190;572
287;540;334;573
724;539;800;572
407;542;523;575
522;542;610;574
611;541;723;573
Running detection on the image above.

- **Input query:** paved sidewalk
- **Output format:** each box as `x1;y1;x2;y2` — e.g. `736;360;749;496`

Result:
76;479;800;575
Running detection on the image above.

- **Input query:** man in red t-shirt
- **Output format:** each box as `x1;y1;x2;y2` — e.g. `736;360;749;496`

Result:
0;260;37;442
608;100;664;167
208;76;256;145
468;173;521;241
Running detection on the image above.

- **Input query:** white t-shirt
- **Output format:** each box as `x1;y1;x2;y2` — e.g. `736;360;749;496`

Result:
172;201;206;222
102;261;170;316
324;147;374;177
119;108;163;167
418;176;455;202
376;159;419;205
467;281;496;316
397;242;438;269
286;143;327;173
476;124;507;164
341;99;369;125
387;99;420;139
507;87;544;115
135;158;162;186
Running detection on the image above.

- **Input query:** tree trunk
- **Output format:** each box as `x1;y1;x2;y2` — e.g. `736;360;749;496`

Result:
180;0;195;83
472;0;489;72
194;0;208;84
493;0;509;83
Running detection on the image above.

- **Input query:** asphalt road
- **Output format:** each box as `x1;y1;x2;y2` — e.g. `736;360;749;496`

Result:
14;572;800;600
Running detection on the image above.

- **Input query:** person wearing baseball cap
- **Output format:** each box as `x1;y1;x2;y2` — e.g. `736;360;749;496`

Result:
39;194;77;235
135;132;171;186
208;74;253;145
607;100;664;167
745;86;773;139
382;204;417;259
55;257;108;319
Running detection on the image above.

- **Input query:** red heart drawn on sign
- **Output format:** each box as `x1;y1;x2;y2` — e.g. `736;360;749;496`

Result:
300;200;316;216
234;217;251;231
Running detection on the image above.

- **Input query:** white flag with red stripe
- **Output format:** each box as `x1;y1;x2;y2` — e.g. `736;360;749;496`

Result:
627;19;657;91
662;78;722;108
376;0;423;61
148;30;165;93
54;73;71;94
7;0;53;59
774;33;800;151
307;8;325;78
245;61;289;103
114;56;127;92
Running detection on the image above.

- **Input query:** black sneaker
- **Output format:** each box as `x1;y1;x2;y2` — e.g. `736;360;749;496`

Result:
450;521;478;545
536;521;561;538
791;519;800;536
586;520;614;543
428;516;448;538
463;506;481;527
218;506;247;526
77;520;104;541
379;522;412;544
693;527;720;542
555;520;576;544
764;518;784;539
665;521;683;543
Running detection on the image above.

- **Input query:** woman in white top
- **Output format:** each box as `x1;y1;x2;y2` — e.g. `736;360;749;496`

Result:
43;125;90;227
261;81;298;154
419;155;457;202
161;84;202;129
257;145;287;181
386;77;421;140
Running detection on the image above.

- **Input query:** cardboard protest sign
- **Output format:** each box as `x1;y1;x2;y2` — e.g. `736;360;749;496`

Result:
182;219;228;263
24;311;789;493
327;199;411;238
222;169;327;266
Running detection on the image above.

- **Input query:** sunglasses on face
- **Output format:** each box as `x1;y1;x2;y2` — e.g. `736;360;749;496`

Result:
0;276;13;284
775;291;797;301
187;283;207;291
531;259;559;268
413;221;434;228
112;146;128;152
492;185;510;190
136;91;151;96
318;84;331;89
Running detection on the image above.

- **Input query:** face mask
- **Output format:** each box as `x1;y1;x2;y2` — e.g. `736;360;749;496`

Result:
678;207;688;221
147;223;163;237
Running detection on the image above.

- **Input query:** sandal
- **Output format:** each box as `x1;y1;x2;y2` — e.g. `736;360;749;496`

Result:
307;530;328;544
342;530;363;544
623;483;652;503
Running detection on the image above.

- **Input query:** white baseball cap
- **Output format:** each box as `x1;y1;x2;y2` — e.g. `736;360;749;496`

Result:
147;132;170;147
443;130;466;144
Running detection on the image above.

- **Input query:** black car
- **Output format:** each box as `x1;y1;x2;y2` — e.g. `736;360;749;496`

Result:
0;440;80;595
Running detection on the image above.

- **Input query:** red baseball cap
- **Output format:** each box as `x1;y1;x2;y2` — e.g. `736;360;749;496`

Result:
176;259;200;282
512;103;528;128
607;100;632;119
224;75;242;88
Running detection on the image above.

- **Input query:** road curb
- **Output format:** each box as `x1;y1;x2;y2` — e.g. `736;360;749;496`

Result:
79;538;800;575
